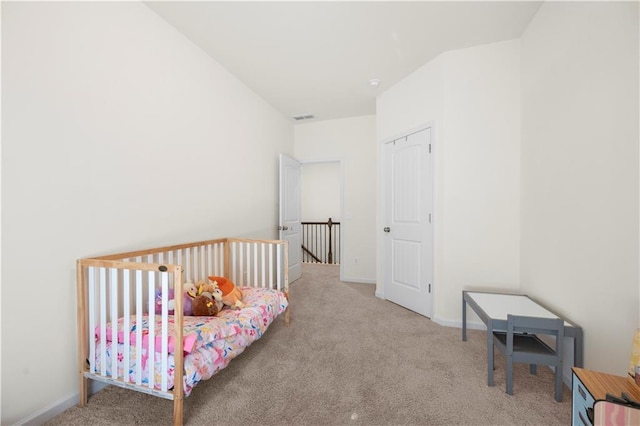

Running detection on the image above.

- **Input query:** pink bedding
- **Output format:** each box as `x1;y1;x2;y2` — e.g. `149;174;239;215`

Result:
91;287;288;395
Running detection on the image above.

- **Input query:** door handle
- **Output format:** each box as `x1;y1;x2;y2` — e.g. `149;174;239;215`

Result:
278;225;289;231
383;227;390;232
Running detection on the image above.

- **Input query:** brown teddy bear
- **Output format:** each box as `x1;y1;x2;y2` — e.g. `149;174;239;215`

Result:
191;294;220;316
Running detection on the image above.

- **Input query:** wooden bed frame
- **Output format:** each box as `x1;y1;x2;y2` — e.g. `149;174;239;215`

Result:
76;237;289;425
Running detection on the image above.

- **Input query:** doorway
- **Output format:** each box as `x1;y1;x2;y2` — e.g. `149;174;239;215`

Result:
301;159;347;280
279;155;345;282
301;161;342;264
301;160;344;279
381;126;433;317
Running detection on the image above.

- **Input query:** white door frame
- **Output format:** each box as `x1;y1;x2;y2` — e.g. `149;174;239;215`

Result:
380;123;434;318
300;158;345;281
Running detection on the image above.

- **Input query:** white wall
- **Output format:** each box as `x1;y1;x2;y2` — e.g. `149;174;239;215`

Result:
520;1;639;375
294;115;376;283
1;3;293;423
377;40;522;324
301;162;341;221
438;40;522;322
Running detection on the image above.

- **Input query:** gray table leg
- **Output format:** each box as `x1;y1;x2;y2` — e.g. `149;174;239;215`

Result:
487;319;494;386
574;328;584;367
462;294;467;341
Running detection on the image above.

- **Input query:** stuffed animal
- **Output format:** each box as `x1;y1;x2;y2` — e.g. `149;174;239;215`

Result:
155;288;174;314
155;287;194;316
195;280;217;298
184;281;199;299
195;280;224;312
184;280;224;316
210;284;224;312
191;294;220;316
208;276;244;309
182;282;202;315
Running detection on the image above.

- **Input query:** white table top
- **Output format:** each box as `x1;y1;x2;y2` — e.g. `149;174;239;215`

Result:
465;291;572;327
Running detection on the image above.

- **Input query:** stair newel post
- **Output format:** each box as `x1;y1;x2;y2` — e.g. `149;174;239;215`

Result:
327;217;333;264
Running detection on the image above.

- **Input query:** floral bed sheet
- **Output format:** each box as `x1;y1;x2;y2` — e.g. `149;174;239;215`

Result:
91;287;288;395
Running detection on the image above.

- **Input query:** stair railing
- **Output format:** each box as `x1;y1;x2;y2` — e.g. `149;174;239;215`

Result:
301;217;341;264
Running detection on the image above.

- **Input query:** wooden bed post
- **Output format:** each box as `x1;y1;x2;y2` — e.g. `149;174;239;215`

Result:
283;241;290;326
173;266;184;426
223;238;231;278
76;260;89;406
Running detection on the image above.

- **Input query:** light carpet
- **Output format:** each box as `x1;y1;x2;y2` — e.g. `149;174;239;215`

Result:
47;263;571;425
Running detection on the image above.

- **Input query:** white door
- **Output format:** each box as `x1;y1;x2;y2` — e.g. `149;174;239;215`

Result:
382;128;433;317
279;154;302;282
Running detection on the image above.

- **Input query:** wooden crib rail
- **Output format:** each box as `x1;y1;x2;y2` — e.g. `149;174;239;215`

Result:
86;238;228;261
76;260;185;417
84;238;289;293
87;239;227;284
226;238;289;292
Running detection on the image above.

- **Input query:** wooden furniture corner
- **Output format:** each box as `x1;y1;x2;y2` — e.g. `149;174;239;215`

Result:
572;367;640;426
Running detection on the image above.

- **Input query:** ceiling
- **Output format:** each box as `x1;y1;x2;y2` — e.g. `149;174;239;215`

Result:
146;1;542;123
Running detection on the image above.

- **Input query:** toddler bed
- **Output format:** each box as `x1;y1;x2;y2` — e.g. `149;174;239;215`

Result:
76;238;289;426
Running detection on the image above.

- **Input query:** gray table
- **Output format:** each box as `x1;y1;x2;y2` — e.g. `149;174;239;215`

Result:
462;290;584;386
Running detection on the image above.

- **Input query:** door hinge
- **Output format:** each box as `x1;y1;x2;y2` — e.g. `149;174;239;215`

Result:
428;283;431;293
428;213;432;223
428;143;431;153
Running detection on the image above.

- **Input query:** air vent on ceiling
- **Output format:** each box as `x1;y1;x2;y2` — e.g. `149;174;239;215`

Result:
292;114;315;121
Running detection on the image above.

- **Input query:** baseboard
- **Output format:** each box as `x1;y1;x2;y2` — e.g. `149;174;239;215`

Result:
432;316;486;331
342;276;376;285
16;381;108;425
375;290;384;299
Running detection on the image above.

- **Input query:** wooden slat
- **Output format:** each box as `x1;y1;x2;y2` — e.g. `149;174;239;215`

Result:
283;241;290;325
147;271;155;390
228;237;287;245
269;244;274;288
277;245;282;292
228;242;233;281
212;244;219;275
173;267;184;426
261;243;266;288
284;240;289;292
110;268;118;380
99;268;107;376
238;243;244;286
135;270;143;385
200;245;206;281
161;273;169;391
86;238;229;261
123;270;131;384
76;262;88;406
253;243;258;287
88;268;96;374
78;259;180;273
184;248;191;283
